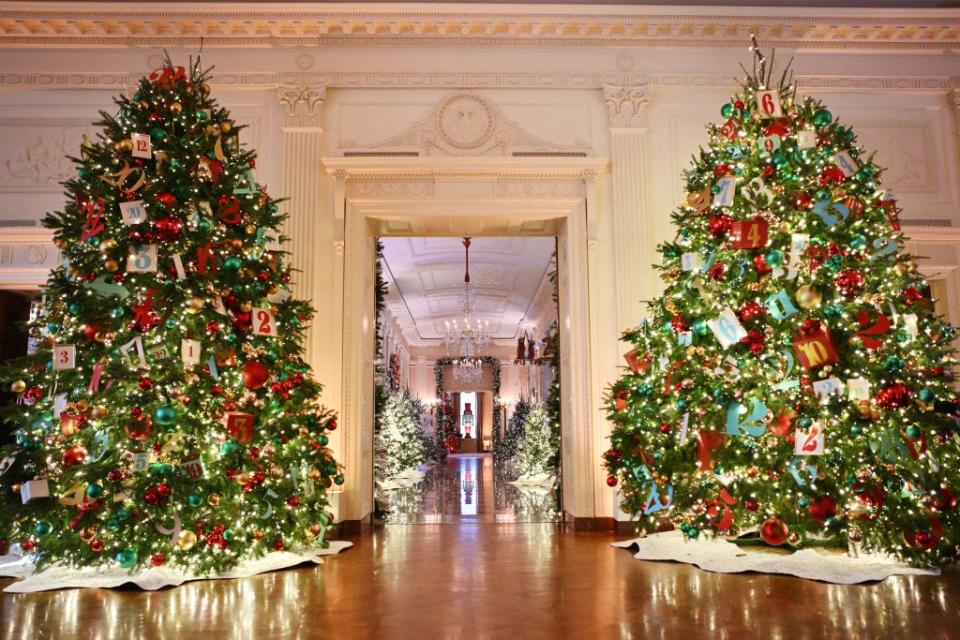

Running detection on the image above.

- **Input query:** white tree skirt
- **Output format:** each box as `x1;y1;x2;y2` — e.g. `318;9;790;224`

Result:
378;468;426;491
0;540;352;593
613;531;939;584
509;472;556;489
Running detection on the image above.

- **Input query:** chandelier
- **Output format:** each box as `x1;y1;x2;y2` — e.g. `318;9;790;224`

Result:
444;238;490;385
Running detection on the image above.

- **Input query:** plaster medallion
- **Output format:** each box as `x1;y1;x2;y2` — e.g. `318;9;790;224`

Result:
436;93;495;150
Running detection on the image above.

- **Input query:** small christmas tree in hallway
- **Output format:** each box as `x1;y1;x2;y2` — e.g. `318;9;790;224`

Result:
604;45;959;566
0;59;342;574
514;402;558;481
375;390;427;481
497;397;530;463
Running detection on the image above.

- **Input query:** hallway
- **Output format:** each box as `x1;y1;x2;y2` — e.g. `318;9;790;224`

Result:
3;523;958;639
380;453;560;524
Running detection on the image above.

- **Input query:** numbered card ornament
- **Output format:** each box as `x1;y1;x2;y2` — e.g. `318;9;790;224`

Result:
687;187;712;214
127;245;158;273
730;219;768;249
119;200;147;225
119;336;147;369
681;252;703;272
812;377;843;403
795;422;825;456
708;309;747;349
182;458;206;480
759;135;781;152
131;133;152;159
847;377;872;401
797;129;817;149
252;308;278;337
224;412;255;444
792;326;839;370
181;339;202;366
788;234;810;267
713;177;736;208
52;344;76;370
833;151;859;178
20;479;50;504
756;90;782;118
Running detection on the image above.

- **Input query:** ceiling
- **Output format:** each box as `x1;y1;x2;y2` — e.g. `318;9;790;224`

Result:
381;237;555;351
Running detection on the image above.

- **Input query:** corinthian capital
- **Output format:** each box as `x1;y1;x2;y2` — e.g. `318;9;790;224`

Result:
278;84;327;129
603;77;652;128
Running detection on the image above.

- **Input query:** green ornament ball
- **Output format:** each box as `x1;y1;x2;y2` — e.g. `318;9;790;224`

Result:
188;493;203;507
317;434;330;446
221;439;240;455
720;102;735;118
34;521;53;536
223;257;242;271
85;484;104;499
68;302;83;315
765;250;783;267
851;425;862;435
268;204;279;214
799;417;812;428
110;307;125;319
150;127;168;142
168;158;182;172
693;319;710;336
813;109;833;127
179;137;191;148
115;548;138;569
106;516;121;530
687;527;699;539
860;165;875;177
223;529;235;541
154;405;177;425
325;463;338;475
919;389;935;402
850;235;868;251
78;168;92;179
334;474;346;486
798;497;809;508
265;349;280;363
40;409;53;421
679;522;690;533
196;109;208;122
172;184;189;199
165;318;177;329
906;425;922;440
117;508;130;521
197;218;212;232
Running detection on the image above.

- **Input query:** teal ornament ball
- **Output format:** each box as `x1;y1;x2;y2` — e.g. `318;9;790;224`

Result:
851;425;862;435
111;307;125;319
197;218;212;232
325;463;338;475
78;168;92;179
188;493;203;507
798;497;809;508
85;484;104;499
115;548;138;569
675;398;688;410
317;434;329;446
165;318;177;329
720;102;735;118
34;521;52;536
223;257;242;271
686;527;699;539
334;474;346;486
107;517;121;531
850;235;868;251
765;250;784;267
153;405;177;425
680;522;690;533
906;425;922;440
268;204;279;214
68;302;83;315
223;529;235;541
798;417;812;428
221;439;240;455
813;109;833;127
150;127;168;142
693;319;710;336
860;165;875;177
117;508;130;521
919;389;935;402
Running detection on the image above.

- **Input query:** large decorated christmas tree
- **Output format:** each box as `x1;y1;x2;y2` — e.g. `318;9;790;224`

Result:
0;59;343;574
604;47;959;566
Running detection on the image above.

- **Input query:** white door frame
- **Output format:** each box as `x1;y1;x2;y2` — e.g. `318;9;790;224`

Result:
323;156;609;523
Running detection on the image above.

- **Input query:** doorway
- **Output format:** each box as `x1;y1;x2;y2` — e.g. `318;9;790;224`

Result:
327;156;606;527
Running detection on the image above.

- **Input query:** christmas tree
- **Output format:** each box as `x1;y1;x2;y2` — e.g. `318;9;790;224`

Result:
374;390;427;481
514;402;558;480
604;46;959;566
0;59;343;574
434;393;457;456
497;397;530;463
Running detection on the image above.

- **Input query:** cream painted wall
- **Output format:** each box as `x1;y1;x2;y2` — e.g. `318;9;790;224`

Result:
1;4;959;522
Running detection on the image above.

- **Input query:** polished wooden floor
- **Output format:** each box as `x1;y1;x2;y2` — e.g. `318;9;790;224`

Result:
3;457;959;639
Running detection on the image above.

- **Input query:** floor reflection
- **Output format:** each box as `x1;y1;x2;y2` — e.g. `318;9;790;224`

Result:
379;453;560;524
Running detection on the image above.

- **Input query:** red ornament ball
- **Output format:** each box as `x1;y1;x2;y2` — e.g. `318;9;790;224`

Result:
326;419;337;431
153;216;184;242
808;495;838;523
20;539;35;552
125;415;152;441
875;383;912;410
606;476;618;487
753;254;772;275
737;300;765;322
743;498;760;512
90;539;104;553
760;517;789;546
658;422;671;434
138;377;154;391
708;214;733;239
792;190;813;209
272;539;285;551
82;322;101;342
901;287;923;306
242;360;270;390
934;488;958;512
154;192;178;208
151;553;165;567
61;446;87;467
287;496;301;507
834;269;866;299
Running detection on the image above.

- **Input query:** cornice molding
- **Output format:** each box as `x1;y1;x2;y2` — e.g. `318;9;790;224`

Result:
0;71;951;93
0;3;958;50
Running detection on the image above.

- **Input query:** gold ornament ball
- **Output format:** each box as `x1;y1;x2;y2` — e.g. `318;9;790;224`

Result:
99;238;118;252
10;380;26;393
104;259;120;273
235;472;251;485
205;124;220;136
207;493;221;507
170;102;183;114
252;529;264;541
786;532;802;546
240;302;253;313
220;122;232;133
177;529;198;551
795;285;822;310
199;83;211;97
114;139;134;152
777;221;792;233
308;523;323;536
227;238;243;251
91;405;109;420
245;224;256;236
186;297;205;314
11;483;21;495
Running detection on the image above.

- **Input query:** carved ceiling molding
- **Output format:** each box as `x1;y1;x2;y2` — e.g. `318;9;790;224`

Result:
277;83;326;129
604;80;652;128
0;4;958;50
341;90;590;157
0;71;951;94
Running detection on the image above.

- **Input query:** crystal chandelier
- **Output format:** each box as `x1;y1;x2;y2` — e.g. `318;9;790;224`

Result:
444;238;489;385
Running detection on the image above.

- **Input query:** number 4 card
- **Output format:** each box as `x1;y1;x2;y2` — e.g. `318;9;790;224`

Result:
252;308;278;337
